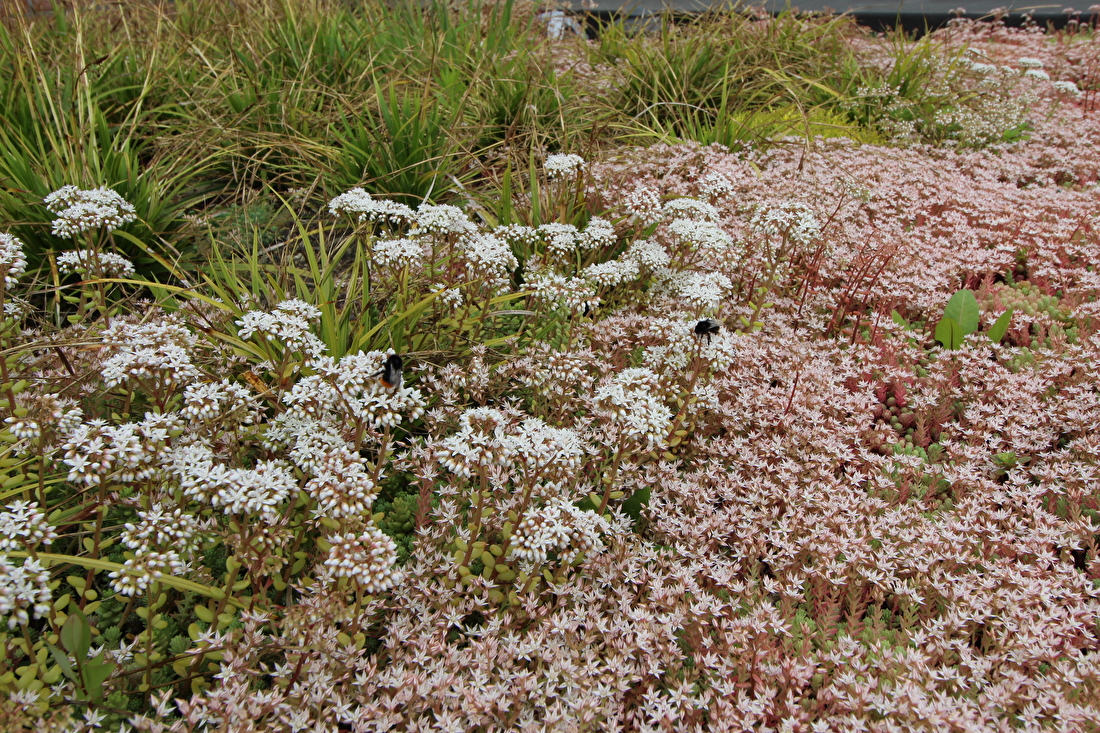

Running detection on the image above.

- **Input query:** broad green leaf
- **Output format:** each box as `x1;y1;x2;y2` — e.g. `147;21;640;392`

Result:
622;487;651;527
942;290;980;336
82;653;116;700
934;315;962;350
60;608;91;662
891;310;910;329
45;642;76;683
988;307;1014;343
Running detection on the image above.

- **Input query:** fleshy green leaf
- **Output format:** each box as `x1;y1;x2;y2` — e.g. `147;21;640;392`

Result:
942;290;980;336
934;315;962;350
60;607;91;662
988;307;1014;343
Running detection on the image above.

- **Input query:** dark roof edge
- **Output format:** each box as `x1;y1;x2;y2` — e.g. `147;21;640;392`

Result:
577;8;1088;35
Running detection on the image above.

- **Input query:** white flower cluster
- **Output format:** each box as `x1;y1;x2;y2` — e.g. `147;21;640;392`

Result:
437;407;515;478
583;217;616;249
1024;68;1051;81
44;185;137;238
0;501;57;552
699;172;734;201
538;223;582;255
0;555;51;628
120;502;201;552
61;414;176;486
284;351;426;430
494;224;540;247
430;283;464;309
57;249;136;277
459;233;519;289
265;415;381;518
1053;80;1083;99
236;299;326;361
593;368;672;447
582;258;640;288
968;62;997;74
323;525;400;594
0;233;26;286
411;204;479;238
622;239;671;270
748;202;822;249
518;350;591;395
529;272;600;313
4;417;40;440
513;418;584;487
181;379;261;424
621;184;663;225
667;219;737;259
372;238;427;269
671;271;733;310
508;499;609;565
108;549;187;597
664;198;719;221
166;442;295;518
101;317;202;388
641;317;738;373
1017;57;1045;69
544;153;586;178
328;188;414;227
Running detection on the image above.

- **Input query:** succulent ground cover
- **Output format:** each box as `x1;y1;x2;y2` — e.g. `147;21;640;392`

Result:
1;1;1099;730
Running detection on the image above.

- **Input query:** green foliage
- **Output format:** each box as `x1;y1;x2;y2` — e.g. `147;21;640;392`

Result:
988;307;1014;343
329;81;466;203
934;289;979;349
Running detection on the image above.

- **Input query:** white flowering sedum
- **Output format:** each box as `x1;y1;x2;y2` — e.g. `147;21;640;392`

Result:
699;172;735;200
120;502;201;553
57;249;136;277
61;414;175;487
101;318;202;389
508;499;609;565
640;317;738;373
108;549;188;597
264;414;383;518
284;351;426;430
166;441;295;519
411;204;478;237
44;185;137;238
371;238;427;269
583;258;640;288
437;407;515;478
593;368;672;447
544;153;586;178
582;217;616;250
236;299;327;361
0;555;52;628
459;233;518;289
181;379;260;424
323;525;401;594
328;188;414;226
623;239;671;270
747;201;821;248
512;418;584;488
0;233;27;285
528;272;599;313
537;223;583;256
0;501;57;552
671;271;733;310
1053;80;1083;98
663;197;719;221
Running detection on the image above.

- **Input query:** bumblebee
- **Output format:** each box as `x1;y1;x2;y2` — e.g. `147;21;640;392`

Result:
377;354;404;390
693;319;721;344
